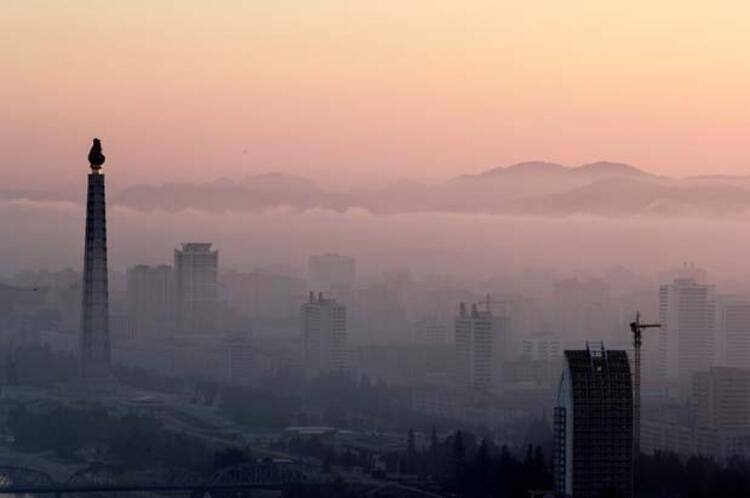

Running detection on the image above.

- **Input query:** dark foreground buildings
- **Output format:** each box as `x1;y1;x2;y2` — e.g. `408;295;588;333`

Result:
553;345;633;498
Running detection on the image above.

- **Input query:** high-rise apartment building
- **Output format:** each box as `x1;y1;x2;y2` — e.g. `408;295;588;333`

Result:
521;332;562;362
553;345;633;498
301;291;348;374
454;302;510;392
658;277;716;381
224;335;255;385
126;264;174;338
692;367;750;434
175;243;218;334
220;268;306;319
715;297;750;369
414;316;446;345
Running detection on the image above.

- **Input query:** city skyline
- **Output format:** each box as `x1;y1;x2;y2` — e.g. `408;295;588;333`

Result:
1;141;748;496
5;2;750;496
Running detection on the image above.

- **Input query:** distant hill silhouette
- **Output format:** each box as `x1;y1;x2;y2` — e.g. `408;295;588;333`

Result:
474;161;569;177
6;162;750;218
113;173;354;213
470;161;651;179
575;161;653;178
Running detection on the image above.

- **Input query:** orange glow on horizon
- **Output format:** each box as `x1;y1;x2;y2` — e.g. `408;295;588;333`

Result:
3;1;750;190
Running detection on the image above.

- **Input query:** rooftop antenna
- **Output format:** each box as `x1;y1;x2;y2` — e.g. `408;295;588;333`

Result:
629;311;661;457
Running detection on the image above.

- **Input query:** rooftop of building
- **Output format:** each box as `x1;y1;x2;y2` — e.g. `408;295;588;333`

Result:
179;242;214;252
562;346;633;400
305;291;342;306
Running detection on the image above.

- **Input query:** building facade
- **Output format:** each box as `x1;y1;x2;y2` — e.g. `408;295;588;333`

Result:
715;297;750;369
658;277;716;381
553;345;633;498
175;243;218;334
220;268;306;320
521;333;562;362
414;316;446;345
224;335;256;385
301;291;348;374
454;302;510;392
692;367;750;434
126;264;174;338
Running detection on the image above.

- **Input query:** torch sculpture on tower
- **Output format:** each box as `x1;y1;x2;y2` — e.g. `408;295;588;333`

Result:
79;138;112;385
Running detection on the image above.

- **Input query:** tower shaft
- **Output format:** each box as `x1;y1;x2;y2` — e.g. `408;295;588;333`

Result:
80;172;111;379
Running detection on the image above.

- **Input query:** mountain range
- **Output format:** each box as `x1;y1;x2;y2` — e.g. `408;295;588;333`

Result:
8;162;750;218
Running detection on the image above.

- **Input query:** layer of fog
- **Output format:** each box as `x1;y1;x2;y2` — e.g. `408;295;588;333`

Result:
4;199;750;295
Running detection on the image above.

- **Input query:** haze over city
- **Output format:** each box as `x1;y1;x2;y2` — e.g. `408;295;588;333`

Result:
4;2;750;498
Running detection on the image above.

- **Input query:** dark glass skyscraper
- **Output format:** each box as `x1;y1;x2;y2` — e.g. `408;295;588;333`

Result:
553;345;633;498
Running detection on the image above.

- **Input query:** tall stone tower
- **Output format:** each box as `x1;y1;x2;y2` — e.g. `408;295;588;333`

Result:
80;138;111;380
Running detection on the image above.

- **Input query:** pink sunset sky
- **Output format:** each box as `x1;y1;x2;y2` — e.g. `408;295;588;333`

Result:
3;1;750;191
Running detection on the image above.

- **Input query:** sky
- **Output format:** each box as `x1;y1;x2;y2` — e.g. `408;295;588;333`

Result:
3;1;750;191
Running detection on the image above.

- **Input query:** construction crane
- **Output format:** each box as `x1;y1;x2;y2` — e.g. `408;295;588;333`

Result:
473;294;511;314
629;311;661;456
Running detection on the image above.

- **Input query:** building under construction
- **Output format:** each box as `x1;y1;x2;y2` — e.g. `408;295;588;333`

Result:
553;344;633;498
